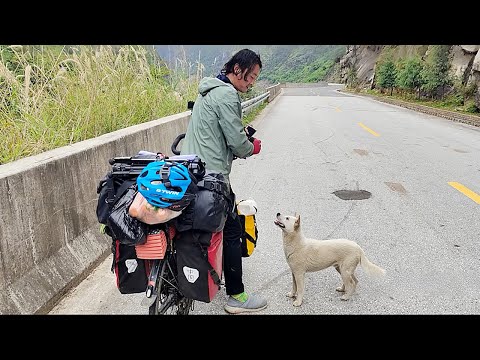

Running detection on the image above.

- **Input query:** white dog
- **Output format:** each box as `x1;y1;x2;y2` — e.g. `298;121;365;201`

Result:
274;212;386;306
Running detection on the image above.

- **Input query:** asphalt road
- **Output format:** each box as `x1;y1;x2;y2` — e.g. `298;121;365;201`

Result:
49;84;480;315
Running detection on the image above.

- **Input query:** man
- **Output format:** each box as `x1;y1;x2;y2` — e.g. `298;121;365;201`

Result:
181;48;267;314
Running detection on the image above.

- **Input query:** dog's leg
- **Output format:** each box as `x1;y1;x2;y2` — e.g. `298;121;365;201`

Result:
292;272;305;306
351;266;359;295
349;262;359;295
287;273;297;298
334;265;345;292
352;273;358;287
340;270;355;300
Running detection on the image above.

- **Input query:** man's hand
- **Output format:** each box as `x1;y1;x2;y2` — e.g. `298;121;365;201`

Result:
252;138;262;154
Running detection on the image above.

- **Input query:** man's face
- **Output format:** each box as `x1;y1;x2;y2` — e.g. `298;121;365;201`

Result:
232;64;260;93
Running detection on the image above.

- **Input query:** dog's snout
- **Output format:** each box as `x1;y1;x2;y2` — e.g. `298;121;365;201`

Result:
276;212;281;217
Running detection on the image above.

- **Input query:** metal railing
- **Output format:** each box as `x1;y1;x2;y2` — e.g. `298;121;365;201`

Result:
241;92;270;115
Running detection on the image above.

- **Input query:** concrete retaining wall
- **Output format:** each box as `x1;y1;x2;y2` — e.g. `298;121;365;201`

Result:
266;83;284;102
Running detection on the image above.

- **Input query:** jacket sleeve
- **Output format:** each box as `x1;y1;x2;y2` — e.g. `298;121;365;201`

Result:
217;90;254;158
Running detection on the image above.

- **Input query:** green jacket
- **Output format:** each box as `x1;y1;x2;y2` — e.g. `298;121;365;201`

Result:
181;77;254;187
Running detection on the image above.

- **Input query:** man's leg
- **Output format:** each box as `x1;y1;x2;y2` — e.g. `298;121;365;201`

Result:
222;210;245;296
222;197;267;314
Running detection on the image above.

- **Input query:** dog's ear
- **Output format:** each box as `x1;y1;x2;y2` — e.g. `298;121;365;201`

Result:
295;214;301;229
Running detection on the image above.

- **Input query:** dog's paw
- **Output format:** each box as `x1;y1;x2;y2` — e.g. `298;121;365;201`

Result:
340;294;351;301
286;291;296;298
336;285;345;292
293;299;303;307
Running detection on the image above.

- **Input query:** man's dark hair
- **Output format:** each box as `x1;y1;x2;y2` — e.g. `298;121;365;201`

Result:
221;48;262;81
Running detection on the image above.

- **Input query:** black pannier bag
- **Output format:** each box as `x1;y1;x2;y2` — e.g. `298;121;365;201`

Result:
111;239;148;294
175;230;223;303
174;171;230;233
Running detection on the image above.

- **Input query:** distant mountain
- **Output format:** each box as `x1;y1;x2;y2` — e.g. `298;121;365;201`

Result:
154;45;347;84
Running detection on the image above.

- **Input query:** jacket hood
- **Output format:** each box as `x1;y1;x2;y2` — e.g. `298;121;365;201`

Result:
198;77;231;96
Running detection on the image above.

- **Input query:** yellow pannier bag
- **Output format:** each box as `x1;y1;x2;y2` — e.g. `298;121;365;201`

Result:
237;199;258;257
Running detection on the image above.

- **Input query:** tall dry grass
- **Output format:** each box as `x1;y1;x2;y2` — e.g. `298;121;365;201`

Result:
0;45;200;165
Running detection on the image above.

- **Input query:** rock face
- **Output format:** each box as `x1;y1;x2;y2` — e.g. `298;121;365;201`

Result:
338;45;480;108
460;45;480;53
339;46;383;87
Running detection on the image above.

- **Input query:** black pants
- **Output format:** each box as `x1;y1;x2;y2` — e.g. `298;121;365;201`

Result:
222;191;244;296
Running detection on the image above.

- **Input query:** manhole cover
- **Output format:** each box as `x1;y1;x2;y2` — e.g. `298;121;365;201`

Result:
332;190;371;200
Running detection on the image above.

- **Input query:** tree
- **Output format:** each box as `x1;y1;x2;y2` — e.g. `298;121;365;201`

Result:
345;66;358;89
376;59;397;95
420;45;451;99
396;56;424;98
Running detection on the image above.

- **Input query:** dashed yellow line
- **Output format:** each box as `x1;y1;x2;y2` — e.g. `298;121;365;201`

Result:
358;122;380;137
448;182;480;204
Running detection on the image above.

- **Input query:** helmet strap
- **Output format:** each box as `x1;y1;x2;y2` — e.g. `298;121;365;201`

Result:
160;166;171;188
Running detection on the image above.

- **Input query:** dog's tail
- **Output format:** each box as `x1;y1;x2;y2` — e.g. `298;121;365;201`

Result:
360;250;386;277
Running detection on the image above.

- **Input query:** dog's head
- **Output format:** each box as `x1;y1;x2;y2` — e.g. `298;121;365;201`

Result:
274;212;301;234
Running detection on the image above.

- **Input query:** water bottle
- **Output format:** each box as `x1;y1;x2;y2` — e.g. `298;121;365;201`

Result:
237;199;257;215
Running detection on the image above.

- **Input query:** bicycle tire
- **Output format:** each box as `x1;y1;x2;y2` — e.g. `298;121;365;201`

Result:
149;254;194;315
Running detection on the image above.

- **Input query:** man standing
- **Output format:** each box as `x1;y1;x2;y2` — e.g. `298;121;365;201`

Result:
181;48;266;314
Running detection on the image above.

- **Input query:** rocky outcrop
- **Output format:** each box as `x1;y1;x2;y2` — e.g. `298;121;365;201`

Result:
339;45;383;87
460;45;480;53
451;46;480;87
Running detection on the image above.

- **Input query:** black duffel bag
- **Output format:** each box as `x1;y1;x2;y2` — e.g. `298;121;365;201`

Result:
174;171;230;233
106;185;148;246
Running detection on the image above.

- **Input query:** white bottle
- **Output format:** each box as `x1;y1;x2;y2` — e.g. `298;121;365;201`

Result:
237;199;258;216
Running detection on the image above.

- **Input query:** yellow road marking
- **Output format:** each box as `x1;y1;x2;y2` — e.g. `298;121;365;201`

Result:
448;182;480;204
358;122;380;137
335;107;341;112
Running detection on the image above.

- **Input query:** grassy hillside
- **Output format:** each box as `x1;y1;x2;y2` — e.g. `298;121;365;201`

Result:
0;45;199;164
258;45;346;83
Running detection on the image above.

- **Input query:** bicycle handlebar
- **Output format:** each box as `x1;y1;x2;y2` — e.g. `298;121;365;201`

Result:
171;133;185;155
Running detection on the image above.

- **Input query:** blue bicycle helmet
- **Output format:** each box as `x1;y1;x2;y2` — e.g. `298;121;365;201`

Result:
137;160;197;211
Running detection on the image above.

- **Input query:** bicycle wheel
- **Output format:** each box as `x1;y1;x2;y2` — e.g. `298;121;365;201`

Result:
149;253;194;315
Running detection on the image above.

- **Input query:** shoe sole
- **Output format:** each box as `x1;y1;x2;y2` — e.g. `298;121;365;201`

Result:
224;304;267;314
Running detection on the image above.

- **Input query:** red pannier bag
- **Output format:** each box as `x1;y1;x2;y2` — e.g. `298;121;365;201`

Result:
112;239;148;294
175;230;223;303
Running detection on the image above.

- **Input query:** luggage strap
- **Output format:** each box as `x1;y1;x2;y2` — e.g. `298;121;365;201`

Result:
194;236;221;289
106;176;134;207
197;179;229;198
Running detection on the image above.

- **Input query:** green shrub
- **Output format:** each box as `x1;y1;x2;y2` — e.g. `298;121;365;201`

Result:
466;101;479;113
